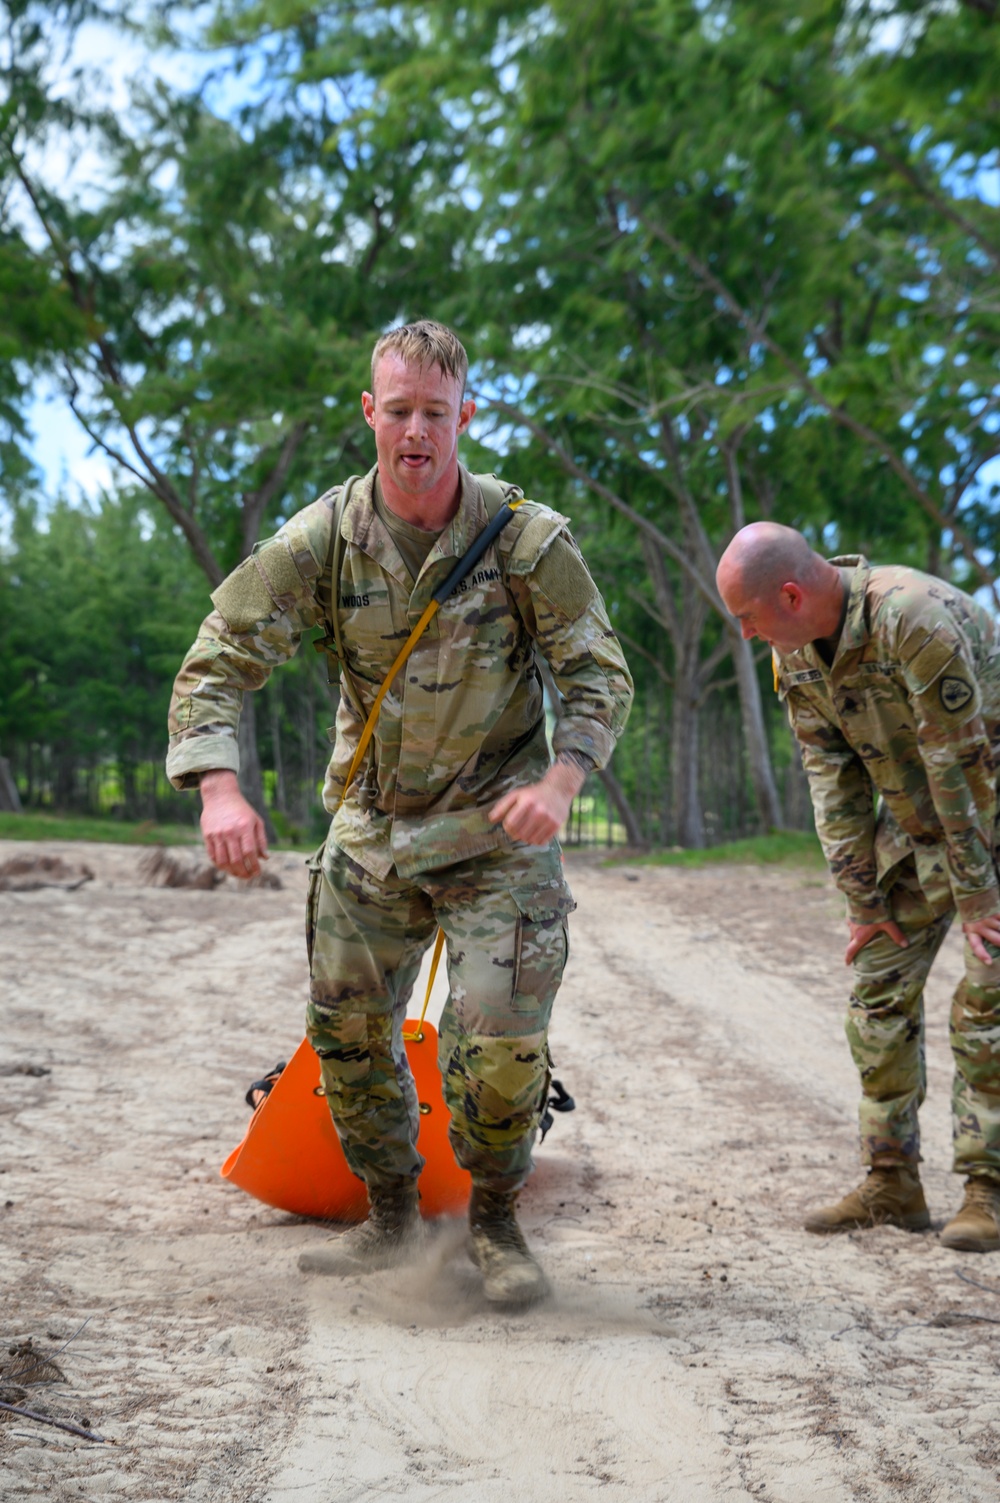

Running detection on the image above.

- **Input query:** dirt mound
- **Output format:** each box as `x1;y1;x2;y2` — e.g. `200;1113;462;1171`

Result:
139;847;282;890
0;855;93;892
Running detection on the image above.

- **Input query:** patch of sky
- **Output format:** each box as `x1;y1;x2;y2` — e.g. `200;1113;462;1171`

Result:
715;367;733;387
24;376;116;504
899;282;929;302
923;344;946;366
511;324;553;352
928;142;1000;206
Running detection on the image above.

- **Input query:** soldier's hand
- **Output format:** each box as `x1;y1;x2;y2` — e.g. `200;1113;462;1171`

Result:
844;919;908;966
489;758;586;847
199;769;269;879
489;784;568;846
962;914;1000;966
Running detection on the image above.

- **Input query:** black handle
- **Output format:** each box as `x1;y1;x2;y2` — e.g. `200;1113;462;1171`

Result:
432;503;516;605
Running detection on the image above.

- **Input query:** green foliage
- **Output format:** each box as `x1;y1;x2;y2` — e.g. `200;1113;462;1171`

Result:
0;810;201;844
615;829;826;869
3;0;998;849
0;488;208;813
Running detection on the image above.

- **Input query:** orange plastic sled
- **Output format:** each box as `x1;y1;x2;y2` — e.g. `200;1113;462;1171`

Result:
220;1021;471;1221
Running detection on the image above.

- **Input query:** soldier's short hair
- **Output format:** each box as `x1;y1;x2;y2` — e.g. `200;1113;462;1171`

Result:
371;320;469;394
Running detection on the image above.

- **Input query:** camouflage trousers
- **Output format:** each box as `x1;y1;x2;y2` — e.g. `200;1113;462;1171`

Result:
305;837;575;1192
848;856;1000;1178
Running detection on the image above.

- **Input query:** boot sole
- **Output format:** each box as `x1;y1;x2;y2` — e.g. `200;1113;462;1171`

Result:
468;1238;550;1306
298;1234;426;1276
939;1232;1000;1253
804;1211;931;1235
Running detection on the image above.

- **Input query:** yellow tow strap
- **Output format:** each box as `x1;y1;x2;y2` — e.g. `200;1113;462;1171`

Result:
334;494;525;1043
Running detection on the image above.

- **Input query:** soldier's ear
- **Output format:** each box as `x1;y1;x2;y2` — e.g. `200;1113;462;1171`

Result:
361;391;376;430
457;398;476;434
780;581;805;612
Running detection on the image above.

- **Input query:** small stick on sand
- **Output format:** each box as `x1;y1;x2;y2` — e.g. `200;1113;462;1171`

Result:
0;1400;115;1445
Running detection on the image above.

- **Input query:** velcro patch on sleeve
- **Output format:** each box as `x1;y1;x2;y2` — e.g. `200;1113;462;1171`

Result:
505;506;569;577
211;557;276;634
529;534;598;622
252;536;306;601
904;628;961;694
210;538;306;634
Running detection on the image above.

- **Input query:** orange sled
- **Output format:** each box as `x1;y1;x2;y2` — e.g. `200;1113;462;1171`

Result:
220;1021;471;1221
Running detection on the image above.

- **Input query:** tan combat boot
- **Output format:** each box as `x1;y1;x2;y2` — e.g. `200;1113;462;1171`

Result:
468;1186;550;1307
940;1177;1000;1253
298;1177;424;1275
804;1164;930;1235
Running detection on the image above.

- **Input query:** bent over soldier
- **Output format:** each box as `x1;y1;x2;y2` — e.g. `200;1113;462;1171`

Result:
717;522;1000;1253
166;321;633;1304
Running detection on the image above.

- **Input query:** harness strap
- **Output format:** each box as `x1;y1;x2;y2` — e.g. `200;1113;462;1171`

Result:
334;490;526;1035
337;496;525;802
402;927;446;1042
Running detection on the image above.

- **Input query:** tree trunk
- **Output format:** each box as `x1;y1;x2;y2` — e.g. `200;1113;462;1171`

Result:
670;657;706;848
269;679;287;815
730;632;784;831
597;763;647;848
238;695;277;842
0;756;22;813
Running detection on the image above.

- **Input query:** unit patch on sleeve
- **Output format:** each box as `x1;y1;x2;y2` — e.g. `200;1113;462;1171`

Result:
940;675;974;713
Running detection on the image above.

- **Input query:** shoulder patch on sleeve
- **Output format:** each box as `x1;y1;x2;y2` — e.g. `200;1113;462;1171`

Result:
902;626;981;722
940;675;974;713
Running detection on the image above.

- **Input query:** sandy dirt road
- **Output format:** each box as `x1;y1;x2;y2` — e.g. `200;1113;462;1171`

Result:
2;838;1000;1503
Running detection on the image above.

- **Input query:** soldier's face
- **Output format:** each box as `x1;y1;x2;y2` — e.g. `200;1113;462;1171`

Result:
720;577;811;654
362;355;476;500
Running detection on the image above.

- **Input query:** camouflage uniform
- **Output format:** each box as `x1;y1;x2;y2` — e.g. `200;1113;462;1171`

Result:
777;556;1000;1177
168;465;632;1189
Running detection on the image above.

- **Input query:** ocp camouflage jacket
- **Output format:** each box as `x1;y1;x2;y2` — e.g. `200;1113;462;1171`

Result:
776;555;1000;925
166;465;633;880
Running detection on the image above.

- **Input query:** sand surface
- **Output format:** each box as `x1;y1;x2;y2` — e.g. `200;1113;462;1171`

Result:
3;838;1000;1502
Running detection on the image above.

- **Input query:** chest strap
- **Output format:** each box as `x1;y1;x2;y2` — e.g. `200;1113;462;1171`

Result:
336;494;525;806
336;491;525;1044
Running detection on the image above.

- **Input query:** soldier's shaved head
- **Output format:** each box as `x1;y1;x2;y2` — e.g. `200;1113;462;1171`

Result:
718;522;825;601
716;522;845;653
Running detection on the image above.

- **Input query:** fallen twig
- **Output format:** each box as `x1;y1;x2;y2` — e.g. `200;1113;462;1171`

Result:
4;1316;93;1385
955;1268;1000;1299
0;1400;114;1444
928;1309;1000;1327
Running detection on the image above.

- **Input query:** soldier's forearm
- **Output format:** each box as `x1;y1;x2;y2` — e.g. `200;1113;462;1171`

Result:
199;768;241;804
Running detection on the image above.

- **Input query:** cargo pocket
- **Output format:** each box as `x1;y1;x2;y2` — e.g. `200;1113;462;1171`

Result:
304;843;325;969
509;884;576;1026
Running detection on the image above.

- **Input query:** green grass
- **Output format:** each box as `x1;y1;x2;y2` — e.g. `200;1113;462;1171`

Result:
609;829;825;870
0;811;203;846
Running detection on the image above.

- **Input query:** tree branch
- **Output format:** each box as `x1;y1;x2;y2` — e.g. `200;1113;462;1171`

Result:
240;419;310;558
636;209;999;602
480;391;726;613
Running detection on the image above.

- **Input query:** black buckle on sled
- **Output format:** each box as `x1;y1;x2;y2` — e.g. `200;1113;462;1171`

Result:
245;1061;287;1110
539;1079;575;1142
